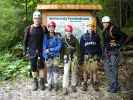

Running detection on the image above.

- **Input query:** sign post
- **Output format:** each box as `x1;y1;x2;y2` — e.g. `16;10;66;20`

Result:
37;4;102;39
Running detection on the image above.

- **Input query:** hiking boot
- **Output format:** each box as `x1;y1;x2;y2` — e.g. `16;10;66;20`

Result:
81;82;88;91
92;81;99;91
54;84;59;92
107;82;120;93
63;88;68;95
107;85;120;93
71;86;77;92
39;78;45;90
87;79;92;85
32;78;38;91
48;84;53;91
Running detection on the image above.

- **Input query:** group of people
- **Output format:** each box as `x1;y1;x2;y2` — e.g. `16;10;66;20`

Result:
23;10;128;95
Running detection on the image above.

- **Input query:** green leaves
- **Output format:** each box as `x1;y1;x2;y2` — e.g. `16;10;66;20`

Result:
0;0;19;49
41;0;106;4
41;0;101;4
0;50;29;80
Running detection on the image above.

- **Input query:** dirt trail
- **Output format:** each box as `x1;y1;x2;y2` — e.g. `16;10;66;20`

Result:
0;78;124;100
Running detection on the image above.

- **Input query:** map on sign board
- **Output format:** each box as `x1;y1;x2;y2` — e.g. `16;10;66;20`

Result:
47;16;92;40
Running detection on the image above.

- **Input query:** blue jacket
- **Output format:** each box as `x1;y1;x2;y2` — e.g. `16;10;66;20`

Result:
42;34;62;60
80;32;102;63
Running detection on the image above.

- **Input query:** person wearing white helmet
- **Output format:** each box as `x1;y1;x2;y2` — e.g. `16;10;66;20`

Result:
24;10;48;91
102;16;111;22
96;15;128;93
101;16;111;30
32;10;41;26
33;10;41;17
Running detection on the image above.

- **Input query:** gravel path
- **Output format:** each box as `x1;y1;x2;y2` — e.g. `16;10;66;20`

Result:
0;78;124;100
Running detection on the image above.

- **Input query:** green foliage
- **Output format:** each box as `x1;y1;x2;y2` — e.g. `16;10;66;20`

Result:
0;0;34;49
0;0;40;50
14;0;40;23
122;27;133;37
42;0;102;4
0;45;29;80
0;0;30;80
0;0;19;49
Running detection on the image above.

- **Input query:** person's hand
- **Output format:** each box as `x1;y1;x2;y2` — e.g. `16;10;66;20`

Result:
25;54;29;58
43;49;49;53
35;50;39;54
23;52;28;56
23;52;29;58
110;40;117;47
110;42;117;47
23;52;26;56
45;49;49;53
107;51;111;57
97;60;103;67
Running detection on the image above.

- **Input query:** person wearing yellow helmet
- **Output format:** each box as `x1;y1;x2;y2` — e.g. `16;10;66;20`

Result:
86;17;96;32
79;17;102;91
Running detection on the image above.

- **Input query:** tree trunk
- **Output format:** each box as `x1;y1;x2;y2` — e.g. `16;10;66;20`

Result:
119;0;122;27
25;0;28;25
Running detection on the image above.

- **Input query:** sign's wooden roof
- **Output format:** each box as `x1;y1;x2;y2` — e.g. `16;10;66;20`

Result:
37;4;102;11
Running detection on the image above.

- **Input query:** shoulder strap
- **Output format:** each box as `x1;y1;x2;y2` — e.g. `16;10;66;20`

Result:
29;24;34;33
109;25;115;39
26;24;34;35
65;37;75;49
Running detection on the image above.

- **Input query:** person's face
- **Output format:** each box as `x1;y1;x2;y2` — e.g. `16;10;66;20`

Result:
48;26;55;33
87;25;95;33
65;32;72;38
102;22;110;29
33;17;41;26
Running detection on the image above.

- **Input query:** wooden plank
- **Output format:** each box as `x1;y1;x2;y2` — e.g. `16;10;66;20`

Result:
37;4;102;10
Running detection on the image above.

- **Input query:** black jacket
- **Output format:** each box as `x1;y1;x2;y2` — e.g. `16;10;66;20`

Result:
24;25;48;57
97;17;128;50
